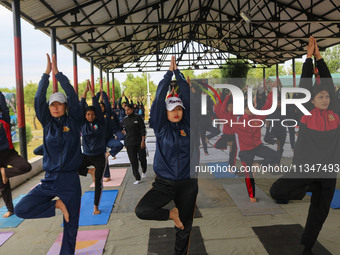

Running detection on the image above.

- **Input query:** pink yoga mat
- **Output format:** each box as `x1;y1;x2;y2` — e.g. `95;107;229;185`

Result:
47;229;109;255
0;231;14;246
90;168;127;187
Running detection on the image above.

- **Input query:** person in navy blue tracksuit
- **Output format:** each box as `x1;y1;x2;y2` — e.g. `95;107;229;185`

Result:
0;91;31;218
96;89;124;182
135;57;198;255
78;81;106;215
14;54;82;255
270;37;340;255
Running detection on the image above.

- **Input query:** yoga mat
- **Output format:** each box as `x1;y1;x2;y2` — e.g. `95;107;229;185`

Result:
0;231;14;246
47;229;109;255
206;162;237;178
90;168;127;188
30;182;41;191
252;224;332;255
222;183;285;216
307;189;340;209
108;153;130;166
0;194;25;228
148;226;207;255
79;190;118;226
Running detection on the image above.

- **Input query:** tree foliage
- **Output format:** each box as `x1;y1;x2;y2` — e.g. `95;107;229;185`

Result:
248;64;288;79
196;69;222;79
121;73;157;104
323;45;340;73
0;87;15;93
220;60;250;89
287;61;303;76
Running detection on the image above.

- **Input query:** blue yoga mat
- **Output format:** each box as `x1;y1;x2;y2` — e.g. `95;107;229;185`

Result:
0;194;25;228
307;189;340;209
78;190;118;226
206;162;237;178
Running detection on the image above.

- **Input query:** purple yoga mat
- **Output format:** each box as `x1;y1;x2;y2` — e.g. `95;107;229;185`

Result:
47;229;109;255
0;231;14;246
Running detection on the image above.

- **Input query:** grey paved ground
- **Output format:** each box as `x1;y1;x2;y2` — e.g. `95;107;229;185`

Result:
1;127;340;255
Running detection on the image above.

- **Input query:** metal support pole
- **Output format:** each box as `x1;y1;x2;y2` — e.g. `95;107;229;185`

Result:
263;67;266;87
90;57;95;91
106;69;110;99
147;73;151;112
50;27;57;92
99;64;103;91
112;73;115;102
292;58;296;87
12;0;27;159
276;63;279;80
72;44;78;94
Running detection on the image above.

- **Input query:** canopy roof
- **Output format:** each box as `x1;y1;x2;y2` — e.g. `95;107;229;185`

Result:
1;0;340;72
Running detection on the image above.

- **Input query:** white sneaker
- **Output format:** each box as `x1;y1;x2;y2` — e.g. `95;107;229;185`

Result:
133;180;141;185
142;173;147;179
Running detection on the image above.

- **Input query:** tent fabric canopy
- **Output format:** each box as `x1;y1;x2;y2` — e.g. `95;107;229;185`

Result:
1;0;340;72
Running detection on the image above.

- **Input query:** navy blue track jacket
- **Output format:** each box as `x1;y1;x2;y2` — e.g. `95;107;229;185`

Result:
96;91;121;142
150;69;190;180
35;73;82;180
80;95;106;156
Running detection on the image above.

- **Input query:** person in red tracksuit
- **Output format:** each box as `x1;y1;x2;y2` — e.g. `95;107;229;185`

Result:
270;37;340;255
214;92;237;166
231;83;281;202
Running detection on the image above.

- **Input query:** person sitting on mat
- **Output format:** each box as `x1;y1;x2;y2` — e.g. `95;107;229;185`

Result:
78;81;106;215
15;54;82;255
0;91;32;218
270;36;340;255
135;56;198;255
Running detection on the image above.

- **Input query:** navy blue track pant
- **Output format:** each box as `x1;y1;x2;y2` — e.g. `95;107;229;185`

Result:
104;136;124;178
14;171;81;255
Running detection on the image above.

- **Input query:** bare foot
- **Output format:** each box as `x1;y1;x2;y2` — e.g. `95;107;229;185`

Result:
250;197;257;203
169;208;184;230
93;205;101;215
55;199;69;222
1;167;8;184
3;211;14;218
88;168;96;183
103;177;111;182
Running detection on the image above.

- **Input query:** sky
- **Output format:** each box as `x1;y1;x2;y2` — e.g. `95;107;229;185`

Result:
0;4;296;91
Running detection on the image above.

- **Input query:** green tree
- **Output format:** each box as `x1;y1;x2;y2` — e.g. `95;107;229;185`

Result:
121;73;156;105
287;61;303;76
323;45;340;73
220;60;250;89
0;88;15;93
196;69;222;79
24;82;39;129
180;69;196;80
